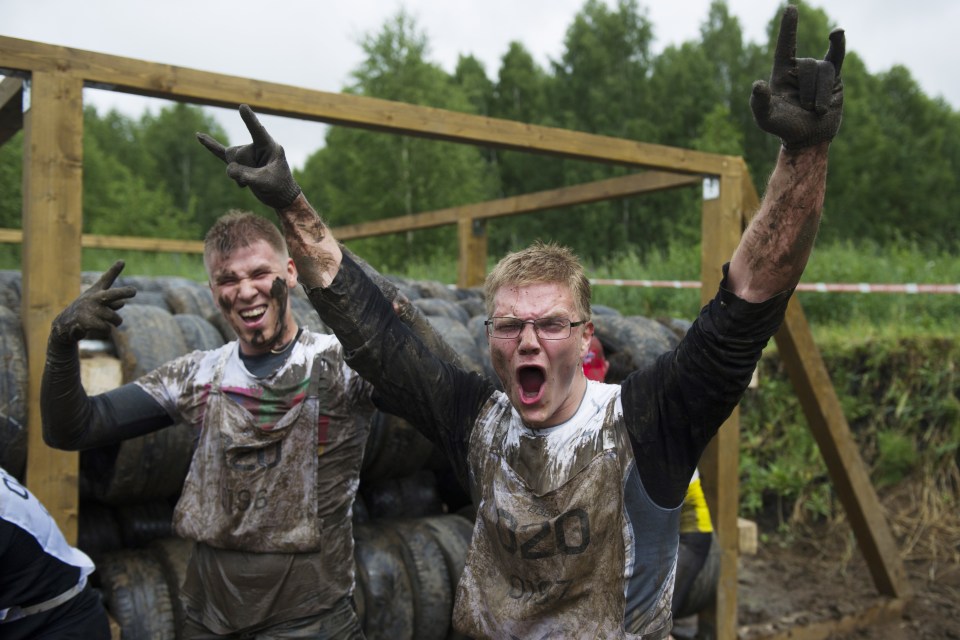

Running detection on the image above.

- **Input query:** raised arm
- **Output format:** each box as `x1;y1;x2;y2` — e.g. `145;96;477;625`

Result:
728;5;845;302
197;105;466;368
42;262;173;449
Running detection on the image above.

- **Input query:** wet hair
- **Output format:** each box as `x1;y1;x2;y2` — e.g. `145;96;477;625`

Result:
203;210;288;276
483;240;591;321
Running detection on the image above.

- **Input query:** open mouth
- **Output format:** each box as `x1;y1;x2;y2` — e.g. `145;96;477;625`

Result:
517;365;546;405
239;305;267;325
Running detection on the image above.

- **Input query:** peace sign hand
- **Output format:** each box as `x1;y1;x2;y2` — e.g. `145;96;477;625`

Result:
197;104;302;209
50;260;137;345
751;5;845;150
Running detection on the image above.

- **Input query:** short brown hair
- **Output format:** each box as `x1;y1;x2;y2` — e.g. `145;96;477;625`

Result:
203;210;288;276
483;241;591;321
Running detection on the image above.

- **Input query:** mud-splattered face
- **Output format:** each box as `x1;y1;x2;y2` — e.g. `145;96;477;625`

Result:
208;239;299;356
488;281;593;429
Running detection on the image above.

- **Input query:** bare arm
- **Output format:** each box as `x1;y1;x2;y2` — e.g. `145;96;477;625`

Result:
728;5;845;302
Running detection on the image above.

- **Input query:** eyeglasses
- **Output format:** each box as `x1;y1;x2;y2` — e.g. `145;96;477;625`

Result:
485;317;586;340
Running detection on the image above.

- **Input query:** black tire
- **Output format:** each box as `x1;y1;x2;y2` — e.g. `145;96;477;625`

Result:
115;500;175;548
425;316;485;375
591;314;679;372
413;298;470;325
77;500;122;562
128;290;171;312
362;470;443;521
419;514;474;589
389;519;453;640
361;411;435;483
0;304;28;480
97;549;177;640
164;284;217;319
674;533;720;619
205;311;237;343
0;270;21;314
413;280;458;302
353;523;415;640
92;422;196;505
150;536;194;638
97;305;194;504
173;314;224;352
290;295;328;334
111;304;189;381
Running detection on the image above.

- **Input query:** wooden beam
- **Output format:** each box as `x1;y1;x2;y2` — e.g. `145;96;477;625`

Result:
0;229;205;253
457;218;487;289
22;71;84;543
0;36;733;175
774;300;912;599
0;76;24;146
333;171;701;240
697;166;746;640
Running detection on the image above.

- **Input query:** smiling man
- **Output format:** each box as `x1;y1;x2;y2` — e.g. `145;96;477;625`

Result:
203;5;844;637
39;211;410;638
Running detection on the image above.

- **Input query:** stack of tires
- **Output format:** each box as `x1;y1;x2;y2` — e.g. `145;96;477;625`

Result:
0;270;688;639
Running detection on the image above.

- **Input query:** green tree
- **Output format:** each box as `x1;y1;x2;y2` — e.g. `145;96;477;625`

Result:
138;103;257;232
297;11;497;271
82;121;199;240
0;131;22;230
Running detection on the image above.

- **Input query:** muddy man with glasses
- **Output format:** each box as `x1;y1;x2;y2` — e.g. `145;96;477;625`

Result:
201;5;844;637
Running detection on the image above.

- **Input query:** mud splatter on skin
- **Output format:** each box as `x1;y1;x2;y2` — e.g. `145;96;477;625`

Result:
255;276;290;351
277;211;337;288
217;277;290;351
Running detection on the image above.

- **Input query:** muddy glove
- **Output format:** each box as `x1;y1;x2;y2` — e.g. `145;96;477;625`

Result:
751;5;845;150
197;104;302;209
49;260;136;346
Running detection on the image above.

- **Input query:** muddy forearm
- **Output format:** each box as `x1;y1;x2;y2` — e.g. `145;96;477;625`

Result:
728;142;829;302
274;193;343;290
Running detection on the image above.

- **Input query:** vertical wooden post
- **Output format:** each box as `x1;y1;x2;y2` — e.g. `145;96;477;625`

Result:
22;70;84;542
697;163;744;640
458;217;487;288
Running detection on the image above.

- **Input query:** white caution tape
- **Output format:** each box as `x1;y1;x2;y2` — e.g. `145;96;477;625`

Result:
589;280;960;294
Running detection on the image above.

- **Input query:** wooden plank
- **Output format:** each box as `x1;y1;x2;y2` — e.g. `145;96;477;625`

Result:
0;36;732;175
697;167;746;640
0;228;205;253
0;172;700;252
333;171;701;240
457;218;487;289
774;301;912;599
22;71;84;543
0;76;24;146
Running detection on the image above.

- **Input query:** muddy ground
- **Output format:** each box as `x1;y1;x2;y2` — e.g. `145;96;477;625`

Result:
728;478;959;639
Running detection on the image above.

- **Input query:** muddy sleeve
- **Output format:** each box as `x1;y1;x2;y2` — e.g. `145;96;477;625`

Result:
307;252;495;484
621;264;792;507
41;339;175;451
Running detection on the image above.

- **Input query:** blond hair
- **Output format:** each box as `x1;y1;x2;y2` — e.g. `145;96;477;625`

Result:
203;210;288;276
483;241;591;321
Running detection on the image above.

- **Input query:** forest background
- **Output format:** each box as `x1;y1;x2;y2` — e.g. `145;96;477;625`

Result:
1;0;957;536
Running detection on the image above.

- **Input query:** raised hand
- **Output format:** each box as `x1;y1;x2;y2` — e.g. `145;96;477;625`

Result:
50;261;136;345
750;5;845;149
197;104;302;209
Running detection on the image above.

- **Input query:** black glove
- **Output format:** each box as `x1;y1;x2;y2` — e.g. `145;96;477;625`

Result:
751;5;845;150
49;260;136;346
196;104;302;209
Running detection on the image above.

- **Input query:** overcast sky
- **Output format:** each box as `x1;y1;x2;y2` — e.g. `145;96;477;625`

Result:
5;0;957;169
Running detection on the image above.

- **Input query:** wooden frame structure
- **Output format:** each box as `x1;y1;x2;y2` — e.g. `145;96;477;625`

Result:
0;36;911;638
